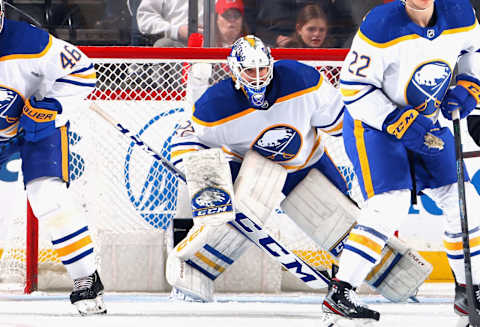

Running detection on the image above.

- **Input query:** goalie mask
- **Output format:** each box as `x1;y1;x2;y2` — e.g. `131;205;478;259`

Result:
227;35;273;109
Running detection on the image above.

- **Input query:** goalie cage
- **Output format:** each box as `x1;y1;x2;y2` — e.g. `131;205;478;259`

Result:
0;47;363;294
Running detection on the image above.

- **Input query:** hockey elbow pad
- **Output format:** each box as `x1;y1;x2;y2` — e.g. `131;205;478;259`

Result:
383;106;444;155
20;96;63;142
441;74;480;120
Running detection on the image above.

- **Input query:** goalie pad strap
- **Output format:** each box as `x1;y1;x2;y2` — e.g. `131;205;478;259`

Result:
184;148;235;225
234;150;287;225
171;222;251;280
282;169;358;258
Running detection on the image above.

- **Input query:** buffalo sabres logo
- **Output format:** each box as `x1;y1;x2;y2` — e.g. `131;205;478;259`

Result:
406;61;452;119
191;187;233;217
0;87;23;137
253;125;301;162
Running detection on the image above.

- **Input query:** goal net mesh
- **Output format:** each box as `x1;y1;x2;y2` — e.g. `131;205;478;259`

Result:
0;48;362;291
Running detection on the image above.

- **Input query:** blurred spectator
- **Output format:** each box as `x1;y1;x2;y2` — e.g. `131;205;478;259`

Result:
284;4;332;48
214;0;249;47
250;0;354;48
137;0;204;47
127;0;146;45
342;0;382;47
93;1;130;30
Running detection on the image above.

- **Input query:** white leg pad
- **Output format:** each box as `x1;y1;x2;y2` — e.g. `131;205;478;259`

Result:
365;236;433;302
166;255;214;302
281;169;358;258
184;148;235;225
166;222;252;301
234;150;287;225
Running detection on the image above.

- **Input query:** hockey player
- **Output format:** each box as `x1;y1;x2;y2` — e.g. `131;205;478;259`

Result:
324;0;480;324
167;35;348;301
0;1;106;315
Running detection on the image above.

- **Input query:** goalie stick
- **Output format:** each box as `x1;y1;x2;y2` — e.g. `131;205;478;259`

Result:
452;109;480;326
89;102;330;289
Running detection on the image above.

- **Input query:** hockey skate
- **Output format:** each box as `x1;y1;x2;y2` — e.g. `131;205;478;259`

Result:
70;270;107;316
454;279;480;327
322;278;380;325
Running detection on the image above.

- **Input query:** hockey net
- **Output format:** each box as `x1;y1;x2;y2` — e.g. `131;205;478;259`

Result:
0;47;361;293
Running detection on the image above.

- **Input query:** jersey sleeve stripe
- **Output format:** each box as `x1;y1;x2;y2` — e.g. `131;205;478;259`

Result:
343;86;377;106
171;141;209;149
275;74;323;104
171;148;198;158
55;78;96;87
221;146;243;160
71;64;94;74
193;108;256;126
315;106;344;129
358;30;419;48
0;35;52;62
69;72;96;80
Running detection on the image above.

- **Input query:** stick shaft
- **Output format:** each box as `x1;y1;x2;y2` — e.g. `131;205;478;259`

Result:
452;109;480;325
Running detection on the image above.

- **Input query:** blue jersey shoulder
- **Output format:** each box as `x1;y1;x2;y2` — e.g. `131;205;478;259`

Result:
271;60;321;99
436;0;476;30
0;19;50;58
193;60;321;124
193;78;250;124
360;0;475;45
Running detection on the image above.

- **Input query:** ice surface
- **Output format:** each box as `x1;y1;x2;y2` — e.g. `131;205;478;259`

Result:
0;283;464;327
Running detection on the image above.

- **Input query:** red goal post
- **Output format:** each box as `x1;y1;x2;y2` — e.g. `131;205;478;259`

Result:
17;46;356;294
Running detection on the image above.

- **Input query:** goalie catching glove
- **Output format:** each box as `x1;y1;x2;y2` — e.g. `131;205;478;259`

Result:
20;96;62;142
383;105;446;155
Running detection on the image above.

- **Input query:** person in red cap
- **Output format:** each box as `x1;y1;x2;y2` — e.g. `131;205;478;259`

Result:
214;0;249;47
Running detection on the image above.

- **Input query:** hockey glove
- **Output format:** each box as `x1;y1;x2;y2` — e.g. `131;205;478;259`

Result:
383;106;444;155
441;74;480;120
20;96;62;142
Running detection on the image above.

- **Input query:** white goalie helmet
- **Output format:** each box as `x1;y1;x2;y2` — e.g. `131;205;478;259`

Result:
227;35;273;109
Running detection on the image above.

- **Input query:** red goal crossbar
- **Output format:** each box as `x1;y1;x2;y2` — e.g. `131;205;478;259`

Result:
24;46;348;293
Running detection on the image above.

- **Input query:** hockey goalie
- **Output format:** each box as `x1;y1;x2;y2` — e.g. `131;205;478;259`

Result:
165;36;432;315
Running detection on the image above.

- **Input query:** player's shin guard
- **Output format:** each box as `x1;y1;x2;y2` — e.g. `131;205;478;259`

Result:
26;177;97;280
26;177;104;315
425;183;480;285
166;222;252;302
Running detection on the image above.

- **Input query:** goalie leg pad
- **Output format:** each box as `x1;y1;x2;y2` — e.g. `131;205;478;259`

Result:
281;168;358;258
234;150;287;225
166;222;252;300
184;148;235;225
365;236;433;302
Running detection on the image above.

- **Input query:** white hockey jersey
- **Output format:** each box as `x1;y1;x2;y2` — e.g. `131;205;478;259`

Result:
340;0;480;130
171;60;344;172
0;19;96;141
